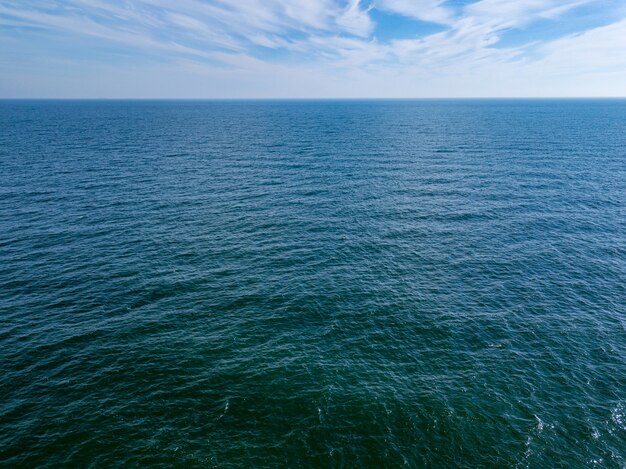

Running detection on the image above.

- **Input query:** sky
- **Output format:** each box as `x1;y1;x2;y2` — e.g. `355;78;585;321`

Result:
1;0;626;98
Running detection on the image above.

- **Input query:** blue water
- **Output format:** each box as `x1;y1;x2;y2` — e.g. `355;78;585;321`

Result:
1;100;625;467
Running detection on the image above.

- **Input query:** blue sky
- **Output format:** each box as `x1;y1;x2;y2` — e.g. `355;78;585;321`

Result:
1;0;626;97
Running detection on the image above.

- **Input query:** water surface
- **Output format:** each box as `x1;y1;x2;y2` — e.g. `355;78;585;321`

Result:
1;100;625;467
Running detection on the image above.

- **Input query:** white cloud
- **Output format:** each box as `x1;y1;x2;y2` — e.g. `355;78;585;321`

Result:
335;0;374;37
0;0;625;97
374;0;453;24
534;16;626;73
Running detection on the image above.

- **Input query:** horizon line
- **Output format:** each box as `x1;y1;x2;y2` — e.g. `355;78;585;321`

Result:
2;96;626;101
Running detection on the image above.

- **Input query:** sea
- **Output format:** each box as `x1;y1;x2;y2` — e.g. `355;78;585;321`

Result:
0;99;625;467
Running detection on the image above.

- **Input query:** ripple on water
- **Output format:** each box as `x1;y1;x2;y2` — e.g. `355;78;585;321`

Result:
0;100;625;467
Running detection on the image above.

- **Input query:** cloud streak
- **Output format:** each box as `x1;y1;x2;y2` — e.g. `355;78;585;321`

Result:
0;0;625;97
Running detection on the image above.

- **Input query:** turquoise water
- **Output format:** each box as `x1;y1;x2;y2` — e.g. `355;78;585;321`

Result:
1;100;625;467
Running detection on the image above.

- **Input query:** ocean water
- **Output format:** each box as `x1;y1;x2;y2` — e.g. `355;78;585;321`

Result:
0;99;625;467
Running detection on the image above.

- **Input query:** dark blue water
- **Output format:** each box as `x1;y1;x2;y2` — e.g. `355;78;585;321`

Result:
1;100;625;467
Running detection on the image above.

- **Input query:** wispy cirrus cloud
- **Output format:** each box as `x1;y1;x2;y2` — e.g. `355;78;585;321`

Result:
0;0;625;97
374;0;454;25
